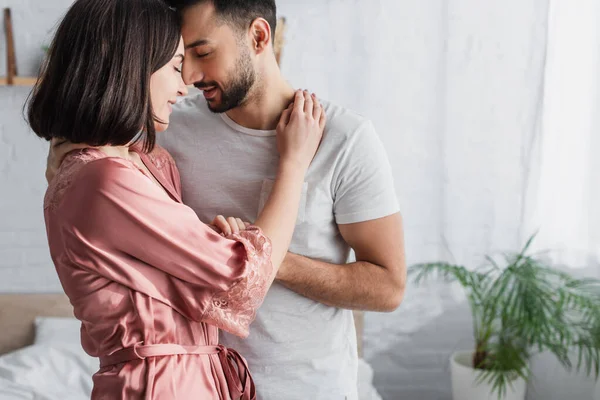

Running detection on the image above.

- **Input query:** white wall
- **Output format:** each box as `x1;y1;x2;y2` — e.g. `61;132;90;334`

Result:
0;0;597;398
0;0;74;291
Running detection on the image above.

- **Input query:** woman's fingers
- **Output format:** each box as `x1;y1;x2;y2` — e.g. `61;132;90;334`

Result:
212;215;231;236
278;104;292;130
312;93;321;120
292;89;305;117
236;218;246;230
227;217;240;234
303;90;313;115
212;215;252;236
319;104;327;130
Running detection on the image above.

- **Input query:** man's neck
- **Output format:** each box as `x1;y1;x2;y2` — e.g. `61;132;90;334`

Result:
225;72;295;131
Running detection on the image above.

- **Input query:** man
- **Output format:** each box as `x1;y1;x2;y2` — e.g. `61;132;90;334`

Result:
46;0;406;398
162;1;406;399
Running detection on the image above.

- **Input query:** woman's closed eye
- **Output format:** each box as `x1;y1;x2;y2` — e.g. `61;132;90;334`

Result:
173;54;184;73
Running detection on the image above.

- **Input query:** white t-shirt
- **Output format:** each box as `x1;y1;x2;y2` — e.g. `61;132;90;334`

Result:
158;93;399;400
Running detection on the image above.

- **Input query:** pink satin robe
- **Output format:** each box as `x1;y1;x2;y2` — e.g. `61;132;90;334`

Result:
43;145;274;400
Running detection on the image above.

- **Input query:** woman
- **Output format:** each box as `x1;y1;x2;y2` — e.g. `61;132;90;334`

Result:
27;0;324;399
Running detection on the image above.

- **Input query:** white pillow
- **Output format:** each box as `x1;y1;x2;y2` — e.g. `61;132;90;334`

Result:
34;317;82;346
32;316;99;377
0;344;95;399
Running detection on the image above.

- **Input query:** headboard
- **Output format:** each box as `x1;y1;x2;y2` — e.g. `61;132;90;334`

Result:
0;293;74;354
0;294;365;357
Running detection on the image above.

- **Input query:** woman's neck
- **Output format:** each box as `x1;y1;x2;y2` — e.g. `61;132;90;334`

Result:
97;145;134;161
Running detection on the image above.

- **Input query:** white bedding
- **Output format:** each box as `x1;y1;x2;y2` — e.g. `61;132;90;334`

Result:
0;343;95;399
0;317;382;400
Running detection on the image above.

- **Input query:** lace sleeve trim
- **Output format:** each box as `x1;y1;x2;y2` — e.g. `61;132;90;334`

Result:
202;226;273;338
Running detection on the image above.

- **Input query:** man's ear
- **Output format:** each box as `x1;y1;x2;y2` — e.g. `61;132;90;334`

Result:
249;17;272;54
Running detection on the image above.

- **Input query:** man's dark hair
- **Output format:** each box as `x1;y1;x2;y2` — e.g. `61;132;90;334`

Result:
165;0;277;43
27;0;181;152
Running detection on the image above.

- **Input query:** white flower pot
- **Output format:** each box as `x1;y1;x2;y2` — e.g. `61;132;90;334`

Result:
594;380;600;400
450;351;527;400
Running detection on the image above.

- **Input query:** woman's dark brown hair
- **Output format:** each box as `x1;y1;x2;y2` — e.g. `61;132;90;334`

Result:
27;0;181;152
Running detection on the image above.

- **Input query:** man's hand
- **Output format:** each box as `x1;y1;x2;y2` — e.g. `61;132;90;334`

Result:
45;138;90;183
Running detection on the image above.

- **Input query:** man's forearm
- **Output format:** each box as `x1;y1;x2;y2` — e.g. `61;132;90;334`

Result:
276;252;404;312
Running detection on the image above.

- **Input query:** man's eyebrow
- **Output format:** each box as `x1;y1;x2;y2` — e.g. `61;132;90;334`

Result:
185;39;210;49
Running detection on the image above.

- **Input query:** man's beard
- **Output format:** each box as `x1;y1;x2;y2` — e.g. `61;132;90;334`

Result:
196;51;256;114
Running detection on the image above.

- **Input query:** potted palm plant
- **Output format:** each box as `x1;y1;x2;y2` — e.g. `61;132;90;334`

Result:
409;235;600;400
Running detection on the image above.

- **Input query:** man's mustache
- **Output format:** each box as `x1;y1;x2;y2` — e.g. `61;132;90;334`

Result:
194;82;218;90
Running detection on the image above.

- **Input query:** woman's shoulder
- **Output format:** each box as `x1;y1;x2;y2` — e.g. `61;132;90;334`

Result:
139;144;182;196
143;144;177;171
44;149;133;213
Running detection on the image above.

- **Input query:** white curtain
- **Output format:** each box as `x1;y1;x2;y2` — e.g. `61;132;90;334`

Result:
523;1;600;397
523;0;600;269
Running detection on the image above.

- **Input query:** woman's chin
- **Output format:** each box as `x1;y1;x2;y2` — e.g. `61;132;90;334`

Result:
154;121;169;133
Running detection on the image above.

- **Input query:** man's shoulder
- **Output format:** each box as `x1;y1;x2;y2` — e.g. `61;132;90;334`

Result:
320;99;375;143
160;93;220;148
172;92;214;119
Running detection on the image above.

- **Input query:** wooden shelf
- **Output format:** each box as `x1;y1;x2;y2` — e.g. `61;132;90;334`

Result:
0;76;38;86
2;8;39;87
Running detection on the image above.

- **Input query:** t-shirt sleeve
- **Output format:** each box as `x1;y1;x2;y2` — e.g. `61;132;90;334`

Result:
332;119;400;225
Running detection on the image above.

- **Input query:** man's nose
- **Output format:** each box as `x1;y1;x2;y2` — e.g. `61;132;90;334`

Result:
182;61;203;86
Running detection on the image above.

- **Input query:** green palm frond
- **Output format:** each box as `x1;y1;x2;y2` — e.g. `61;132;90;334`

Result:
409;234;600;399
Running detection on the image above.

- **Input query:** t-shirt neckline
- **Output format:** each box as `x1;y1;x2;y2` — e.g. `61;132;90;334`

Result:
220;112;277;137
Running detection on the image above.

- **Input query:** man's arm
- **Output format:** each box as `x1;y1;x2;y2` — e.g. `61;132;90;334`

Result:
276;212;406;312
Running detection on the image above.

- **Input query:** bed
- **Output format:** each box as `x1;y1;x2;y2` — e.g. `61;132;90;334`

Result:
0;294;381;399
